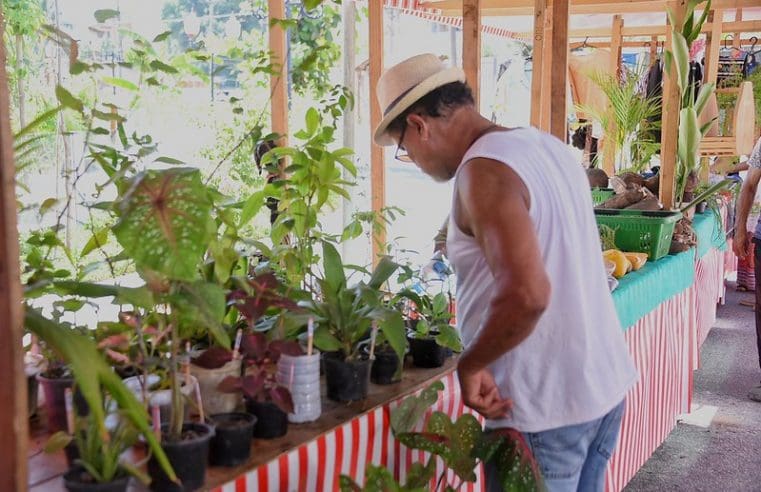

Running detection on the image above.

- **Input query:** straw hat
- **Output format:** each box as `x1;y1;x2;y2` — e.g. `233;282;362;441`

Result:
373;54;466;146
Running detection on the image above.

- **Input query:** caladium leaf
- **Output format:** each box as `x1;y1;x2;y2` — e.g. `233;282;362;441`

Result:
396;432;450;457
391;381;444;433
112;168;214;281
491;428;544;492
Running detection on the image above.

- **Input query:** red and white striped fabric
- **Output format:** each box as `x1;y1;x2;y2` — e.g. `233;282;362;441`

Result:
695;248;726;353
379;0;530;42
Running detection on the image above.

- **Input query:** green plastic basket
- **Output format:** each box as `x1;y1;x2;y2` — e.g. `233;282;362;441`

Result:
594;209;682;260
591;188;615;206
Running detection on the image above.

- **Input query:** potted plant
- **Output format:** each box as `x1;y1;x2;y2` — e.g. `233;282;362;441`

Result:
365;334;402;385
308;241;407;402
45;408;149;492
208;411;257;467
189;346;242;416
396;290;462;368
218;332;300;438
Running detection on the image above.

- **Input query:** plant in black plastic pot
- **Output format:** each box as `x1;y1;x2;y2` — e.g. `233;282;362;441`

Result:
218;368;294;439
44;405;149;492
207;411;257;467
308;241;407;402
396;290;462;368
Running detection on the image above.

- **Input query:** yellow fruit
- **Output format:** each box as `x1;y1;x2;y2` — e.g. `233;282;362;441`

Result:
603;249;632;278
623;252;648;271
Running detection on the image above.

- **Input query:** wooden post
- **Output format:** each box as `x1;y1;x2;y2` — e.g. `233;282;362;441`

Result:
603;15;624;175
369;0;385;261
530;0;547;128
549;0;569;140
268;0;288;151
0;7;29;491
733;8;742;49
540;10;553;131
463;0;481;107
704;10;723;86
660;0;687;210
649;35;658;65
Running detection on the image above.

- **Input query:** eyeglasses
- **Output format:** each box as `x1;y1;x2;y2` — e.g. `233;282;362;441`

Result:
394;123;412;162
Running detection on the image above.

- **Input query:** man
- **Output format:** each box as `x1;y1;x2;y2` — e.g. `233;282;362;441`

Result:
732;136;761;403
374;54;638;491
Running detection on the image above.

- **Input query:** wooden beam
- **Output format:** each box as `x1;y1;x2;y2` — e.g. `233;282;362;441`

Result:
660;0;686;210
704;9;723;86
569;39;664;49
369;0;385;261
0;7;29;492
733;8;742;49
530;0;547;128
540;5;554;130
463;0;481;107
526;20;761;40
549;0;569;141
649;35;658;63
603;15;624;175
268;0;288;151
430;0;761;15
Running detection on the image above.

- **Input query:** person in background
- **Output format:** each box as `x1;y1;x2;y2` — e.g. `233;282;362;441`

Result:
374;53;638;492
732;135;761;402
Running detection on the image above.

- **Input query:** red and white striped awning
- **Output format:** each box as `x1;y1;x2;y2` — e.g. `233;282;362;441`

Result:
373;0;530;43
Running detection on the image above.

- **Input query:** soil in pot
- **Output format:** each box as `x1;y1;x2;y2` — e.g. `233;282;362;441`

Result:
323;353;371;402
63;467;129;492
409;337;451;368
147;422;214;492
209;412;256;467
370;348;401;385
245;400;288;439
64;441;80;468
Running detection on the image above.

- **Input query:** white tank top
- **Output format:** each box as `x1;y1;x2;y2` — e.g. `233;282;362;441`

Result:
447;127;638;432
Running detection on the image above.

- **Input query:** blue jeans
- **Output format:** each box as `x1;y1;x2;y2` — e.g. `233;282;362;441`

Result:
485;400;625;492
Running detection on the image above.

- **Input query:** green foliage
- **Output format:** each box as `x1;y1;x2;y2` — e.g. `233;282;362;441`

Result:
395;290;462;352
577;67;661;173
1;0;44;36
309;241;406;363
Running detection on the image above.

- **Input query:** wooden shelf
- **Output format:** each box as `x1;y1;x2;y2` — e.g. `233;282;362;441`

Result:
29;359;458;491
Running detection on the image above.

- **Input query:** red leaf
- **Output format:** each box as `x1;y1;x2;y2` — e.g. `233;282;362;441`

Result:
269;340;303;360
240;333;267;361
239;373;266;400
217;375;242;393
192;346;233;369
269;386;294;414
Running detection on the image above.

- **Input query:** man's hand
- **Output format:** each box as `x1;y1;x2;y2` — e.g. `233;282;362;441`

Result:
734;228;750;259
457;362;512;419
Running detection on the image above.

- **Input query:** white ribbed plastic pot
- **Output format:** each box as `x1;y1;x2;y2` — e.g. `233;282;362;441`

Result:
276;351;321;423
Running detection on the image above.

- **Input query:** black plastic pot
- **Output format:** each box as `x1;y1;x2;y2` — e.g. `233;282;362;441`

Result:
36;374;73;432
27;374;39;418
64;441;80;468
370;349;401;385
323;354;371;402
245;400;288;439
696;201;708;214
209;412;257;466
63;467;129;492
409;337;451;368
147;422;214;492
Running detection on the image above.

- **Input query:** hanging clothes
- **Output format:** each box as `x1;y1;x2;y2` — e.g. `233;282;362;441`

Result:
644;60;663;143
689;60;703;102
568;48;611;120
744;50;759;78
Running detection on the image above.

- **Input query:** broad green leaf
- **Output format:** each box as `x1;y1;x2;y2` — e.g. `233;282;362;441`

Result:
341;220;363;242
39;198;58;216
321;241;346;293
150;60;179;74
173;281;230;348
113;286;154;309
435;324;463;352
303;0;324;10
671;31;690;94
397;432;450;457
239;190;266;227
25;307;176;482
54;281;119;298
313;325;342;352
80;227;110;257
153;156;185;165
305;107;320;135
378;311;406;367
112;168;214;281
694;82;714;116
43;431;72;453
678;107;699;172
153;30;172;43
367;256;398;290
102;76;139;92
390;381;444;433
94;9;120;23
55;86;83;113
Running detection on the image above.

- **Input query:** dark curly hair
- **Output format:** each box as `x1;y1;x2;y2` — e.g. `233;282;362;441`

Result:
386;81;474;135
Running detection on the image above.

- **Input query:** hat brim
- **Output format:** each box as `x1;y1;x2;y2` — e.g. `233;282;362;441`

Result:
373;67;466;147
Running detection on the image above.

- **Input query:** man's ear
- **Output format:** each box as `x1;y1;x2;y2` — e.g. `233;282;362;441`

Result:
406;113;428;140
